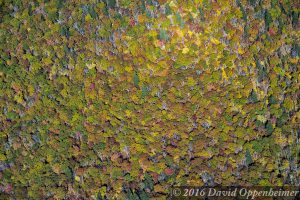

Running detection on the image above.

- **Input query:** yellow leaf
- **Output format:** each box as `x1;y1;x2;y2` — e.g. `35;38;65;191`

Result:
285;72;291;79
222;68;228;80
176;29;184;38
124;66;133;72
187;77;196;86
257;115;267;123
14;93;23;104
289;57;299;64
43;57;52;65
85;14;92;22
154;185;166;193
238;47;244;54
195;150;212;158
46;154;54;163
75;175;81;182
211;38;220;45
195;38;202;46
169;1;177;8
125;110;132;117
28;85;34;96
0;153;6;161
100;186;107;197
182;47;189;54
86;63;96;69
191;12;198;19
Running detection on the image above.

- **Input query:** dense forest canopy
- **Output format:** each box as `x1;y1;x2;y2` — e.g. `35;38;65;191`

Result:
0;0;299;199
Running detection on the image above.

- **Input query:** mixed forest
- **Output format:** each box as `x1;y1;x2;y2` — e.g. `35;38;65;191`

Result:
0;0;299;199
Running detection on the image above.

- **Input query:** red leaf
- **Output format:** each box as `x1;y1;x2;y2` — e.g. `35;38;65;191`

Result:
164;168;174;176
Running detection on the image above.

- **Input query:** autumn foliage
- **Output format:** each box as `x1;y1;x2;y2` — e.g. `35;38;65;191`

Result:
0;0;299;199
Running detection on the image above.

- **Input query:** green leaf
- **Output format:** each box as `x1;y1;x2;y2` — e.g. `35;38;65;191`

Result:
133;71;140;88
159;29;169;41
245;149;253;166
265;120;274;135
248;90;258;103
